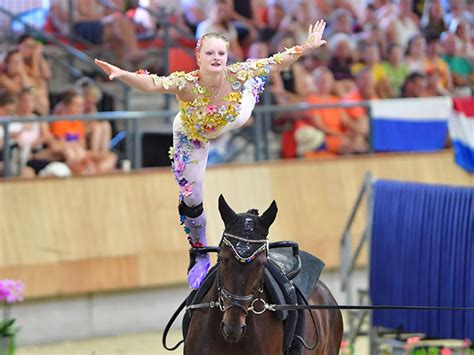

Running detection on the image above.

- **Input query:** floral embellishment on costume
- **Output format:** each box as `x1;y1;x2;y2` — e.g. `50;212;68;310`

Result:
237;70;248;81
170;133;202;200
176;78;186;91
179;95;242;141
206;105;218;114
248;77;267;103
226;92;242;102
176;51;302;143
162;76;173;90
284;46;304;55
147;71;188;91
231;81;242;91
185;73;195;81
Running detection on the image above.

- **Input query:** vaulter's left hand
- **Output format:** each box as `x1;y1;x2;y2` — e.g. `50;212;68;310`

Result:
306;20;327;49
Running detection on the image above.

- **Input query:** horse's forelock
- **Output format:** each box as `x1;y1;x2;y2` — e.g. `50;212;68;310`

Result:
224;212;269;240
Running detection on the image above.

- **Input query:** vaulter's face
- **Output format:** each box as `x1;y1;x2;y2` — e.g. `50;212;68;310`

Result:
198;38;228;73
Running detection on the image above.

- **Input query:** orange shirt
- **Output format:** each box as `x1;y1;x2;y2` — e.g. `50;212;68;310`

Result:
343;90;378;120
306;95;346;134
424;57;450;88
49;120;85;140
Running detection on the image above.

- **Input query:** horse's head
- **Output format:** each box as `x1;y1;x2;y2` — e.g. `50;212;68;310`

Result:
217;194;277;343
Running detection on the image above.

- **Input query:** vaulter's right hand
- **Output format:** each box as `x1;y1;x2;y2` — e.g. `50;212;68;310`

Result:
94;59;124;80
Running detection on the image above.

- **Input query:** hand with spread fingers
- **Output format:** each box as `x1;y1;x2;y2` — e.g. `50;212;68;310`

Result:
305;20;327;50
94;59;124;80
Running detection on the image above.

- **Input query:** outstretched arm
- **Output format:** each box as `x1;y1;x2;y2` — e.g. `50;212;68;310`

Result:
229;20;327;80
269;20;327;73
95;59;190;94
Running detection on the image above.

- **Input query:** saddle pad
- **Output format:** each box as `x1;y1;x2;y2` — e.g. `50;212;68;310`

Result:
269;249;325;300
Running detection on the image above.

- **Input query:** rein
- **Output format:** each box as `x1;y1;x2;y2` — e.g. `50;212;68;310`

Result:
186;300;474;313
187;233;474;314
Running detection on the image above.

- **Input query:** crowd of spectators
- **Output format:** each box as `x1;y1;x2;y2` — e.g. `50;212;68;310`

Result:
0;31;117;178
159;0;472;157
1;0;473;176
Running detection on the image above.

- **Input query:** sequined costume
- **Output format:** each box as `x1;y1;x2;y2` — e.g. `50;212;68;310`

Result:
150;49;298;288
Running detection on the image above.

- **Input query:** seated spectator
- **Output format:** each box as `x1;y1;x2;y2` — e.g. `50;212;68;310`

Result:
180;0;209;34
466;0;474;26
381;43;410;97
444;0;472;26
420;0;447;39
356;23;387;58
270;34;311;102
440;31;474;95
405;34;428;73
17;34;51;115
315;0;360;21
327;33;356;96
50;0;145;66
0;91;35;178
79;79;113;154
130;0;193;41
359;3;379;29
225;0;260;49
425;68;451;96
424;36;453;92
449;18;474;59
383;0;420;51
247;40;269;60
401;71;428;97
13;87;53;175
51;90;117;175
0;50;37;109
280;2;317;45
307;67;367;154
342;68;376;140
258;2;286;47
352;42;392;98
327;8;355;40
372;0;397;21
195;0;243;61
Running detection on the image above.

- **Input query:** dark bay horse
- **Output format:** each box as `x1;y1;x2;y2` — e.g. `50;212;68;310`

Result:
184;196;343;355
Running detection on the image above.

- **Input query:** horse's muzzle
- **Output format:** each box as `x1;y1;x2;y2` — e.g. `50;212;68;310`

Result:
220;321;247;343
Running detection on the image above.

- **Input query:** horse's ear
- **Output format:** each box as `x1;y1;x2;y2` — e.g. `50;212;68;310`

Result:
218;194;238;227
259;200;278;230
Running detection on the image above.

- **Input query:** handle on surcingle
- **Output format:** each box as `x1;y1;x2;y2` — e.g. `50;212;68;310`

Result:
189;246;220;255
269;241;302;280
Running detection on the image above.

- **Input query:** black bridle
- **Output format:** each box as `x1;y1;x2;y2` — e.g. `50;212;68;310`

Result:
214;232;268;315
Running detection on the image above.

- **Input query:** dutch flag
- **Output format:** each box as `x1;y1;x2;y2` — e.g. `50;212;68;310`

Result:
450;97;474;173
371;97;451;152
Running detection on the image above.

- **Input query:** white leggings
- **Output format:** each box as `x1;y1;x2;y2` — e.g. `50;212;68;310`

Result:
171;117;210;207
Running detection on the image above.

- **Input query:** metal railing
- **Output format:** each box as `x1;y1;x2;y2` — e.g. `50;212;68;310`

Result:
1;100;372;177
339;172;376;352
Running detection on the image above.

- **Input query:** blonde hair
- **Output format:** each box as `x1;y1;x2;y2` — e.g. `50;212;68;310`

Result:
195;32;230;54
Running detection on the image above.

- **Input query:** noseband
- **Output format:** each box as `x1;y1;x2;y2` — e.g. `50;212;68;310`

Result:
216;232;269;315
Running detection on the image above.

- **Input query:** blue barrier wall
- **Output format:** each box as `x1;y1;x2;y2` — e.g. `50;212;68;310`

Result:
370;180;474;339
